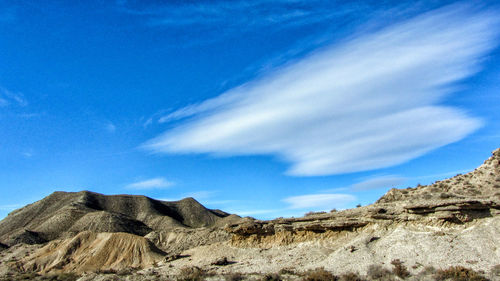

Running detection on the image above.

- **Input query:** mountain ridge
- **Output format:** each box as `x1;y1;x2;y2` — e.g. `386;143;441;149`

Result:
0;190;234;246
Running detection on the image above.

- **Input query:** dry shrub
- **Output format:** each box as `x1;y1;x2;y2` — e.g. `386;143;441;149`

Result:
179;266;207;281
226;272;245;281
391;259;410;279
279;268;296;275
434;266;488;281
1;272;80;281
262;273;282;281
491;264;500;276
304;211;326;217
303;267;338;281
116;268;136;276
339;272;366;281
418;266;436;277
367;264;392;279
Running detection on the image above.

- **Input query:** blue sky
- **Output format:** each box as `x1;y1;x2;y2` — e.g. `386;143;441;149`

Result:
0;0;499;219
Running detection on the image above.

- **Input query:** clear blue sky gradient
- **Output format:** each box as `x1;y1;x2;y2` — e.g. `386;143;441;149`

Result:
1;0;499;219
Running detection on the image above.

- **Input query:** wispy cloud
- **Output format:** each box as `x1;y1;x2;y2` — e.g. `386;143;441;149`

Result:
350;175;406;191
283;193;356;209
0;87;27;107
105;122;116;133
0;204;22;211
119;0;359;31
125;177;174;190
144;5;499;176
229;208;284;216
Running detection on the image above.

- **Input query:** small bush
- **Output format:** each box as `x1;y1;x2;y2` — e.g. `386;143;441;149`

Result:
434;266;488;281
226;272;245;281
339;272;366;281
305;211;327;217
261;273;282;281
367;264;392;279
491;265;500;276
303;267;338;281
179;266;206;281
96;268;117;274
391;259;410;279
279;268;296;275
116;268;135;276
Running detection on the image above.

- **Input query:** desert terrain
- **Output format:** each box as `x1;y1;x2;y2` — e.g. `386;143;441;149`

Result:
0;148;499;280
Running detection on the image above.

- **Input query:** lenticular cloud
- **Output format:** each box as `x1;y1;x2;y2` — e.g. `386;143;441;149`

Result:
144;5;498;176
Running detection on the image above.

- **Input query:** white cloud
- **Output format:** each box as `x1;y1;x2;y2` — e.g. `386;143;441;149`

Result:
229;209;284;216
105;122;116;133
126;177;174;190
122;0;356;31
0;87;27;107
21;152;33;158
283;193;356;209
143;5;498;176
0;204;22;211
350;175;406;191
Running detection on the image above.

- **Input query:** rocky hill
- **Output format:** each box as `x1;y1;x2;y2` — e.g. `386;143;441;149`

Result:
0;191;236;246
226;148;500;246
22;231;166;274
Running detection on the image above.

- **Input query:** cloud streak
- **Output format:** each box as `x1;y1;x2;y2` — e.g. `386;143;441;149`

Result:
144;5;499;176
120;0;360;31
0;87;27;107
283;193;356;209
350;175;406;191
126;177;174;190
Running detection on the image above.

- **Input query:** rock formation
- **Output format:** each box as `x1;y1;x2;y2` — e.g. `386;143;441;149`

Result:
225;148;500;247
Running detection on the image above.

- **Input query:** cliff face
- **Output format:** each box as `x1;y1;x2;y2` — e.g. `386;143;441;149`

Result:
226;148;500;247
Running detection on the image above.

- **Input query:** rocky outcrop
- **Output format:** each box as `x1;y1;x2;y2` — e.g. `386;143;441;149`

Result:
226;148;500;247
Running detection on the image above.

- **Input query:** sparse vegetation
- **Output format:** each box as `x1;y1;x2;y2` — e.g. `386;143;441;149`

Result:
279;268;296;275
491;264;500;276
303;267;338;281
262;273;282;281
391;259;410;279
367;264;392;280
305;211;327;217
434;266;488;281
339;272;365;281
226;272;245;281
0;272;79;281
179;266;207;281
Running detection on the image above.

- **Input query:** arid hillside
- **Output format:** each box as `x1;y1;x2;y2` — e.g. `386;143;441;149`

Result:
0;191;237;245
0;148;499;280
